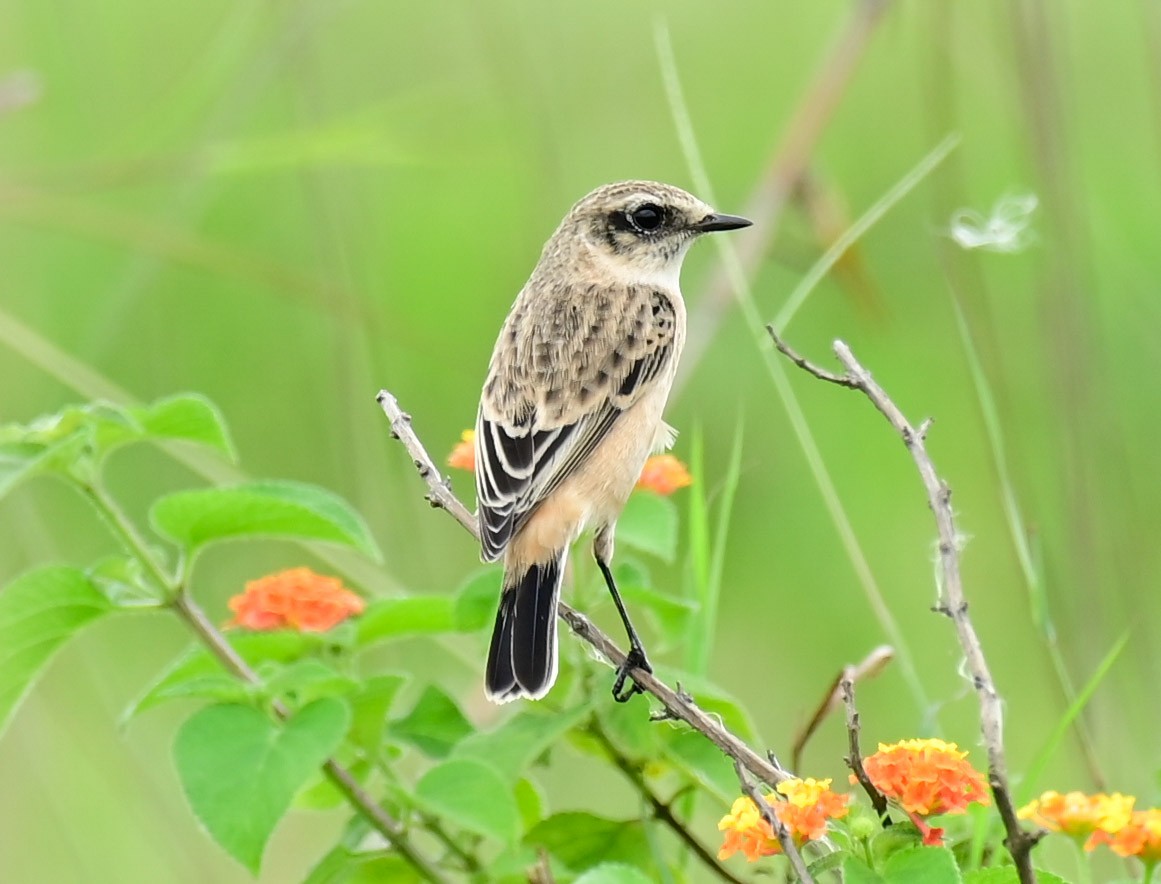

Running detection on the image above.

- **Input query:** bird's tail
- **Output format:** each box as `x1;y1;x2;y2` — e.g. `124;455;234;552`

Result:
485;552;565;703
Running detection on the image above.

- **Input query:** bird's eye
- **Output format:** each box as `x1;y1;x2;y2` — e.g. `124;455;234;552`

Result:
630;204;663;232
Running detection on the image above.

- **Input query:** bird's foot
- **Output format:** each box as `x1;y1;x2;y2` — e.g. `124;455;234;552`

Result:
611;646;653;703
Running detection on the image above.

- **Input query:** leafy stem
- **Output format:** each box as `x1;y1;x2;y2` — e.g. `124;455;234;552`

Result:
587;716;746;884
75;477;449;883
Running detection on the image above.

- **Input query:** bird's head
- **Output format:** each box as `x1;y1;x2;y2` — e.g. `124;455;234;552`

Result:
550;180;752;286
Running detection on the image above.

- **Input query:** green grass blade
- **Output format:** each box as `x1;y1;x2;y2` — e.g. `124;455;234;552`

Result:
1017;632;1129;803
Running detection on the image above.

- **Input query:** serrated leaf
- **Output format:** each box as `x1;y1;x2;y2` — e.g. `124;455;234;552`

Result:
151;480;380;559
882;847;962;884
124;631;314;722
453;703;590;781
525;812;651;873
0;566;116;735
453;569;502;632
174;698;349;873
132;394;236;461
389;685;473;757
616;493;678;562
415;758;519;843
355;596;455;645
808;850;849;879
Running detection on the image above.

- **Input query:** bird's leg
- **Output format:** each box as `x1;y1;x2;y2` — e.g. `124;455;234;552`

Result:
593;534;652;702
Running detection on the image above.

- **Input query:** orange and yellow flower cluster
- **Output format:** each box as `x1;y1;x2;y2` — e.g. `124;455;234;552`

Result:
718;778;849;862
1021;790;1161;865
856;738;990;846
447;429;691;496
228;567;365;632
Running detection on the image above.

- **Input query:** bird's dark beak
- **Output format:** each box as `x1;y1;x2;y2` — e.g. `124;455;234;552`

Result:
694;212;753;232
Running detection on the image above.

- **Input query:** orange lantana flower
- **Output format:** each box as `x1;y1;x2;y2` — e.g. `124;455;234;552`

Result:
717;778;849;862
228;567;364;632
635;454;692;495
1018;790;1135;844
447;429;476;471
859;739;989;819
1088;809;1161;862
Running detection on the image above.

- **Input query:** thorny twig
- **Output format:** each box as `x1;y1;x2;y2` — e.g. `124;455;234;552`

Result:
770;330;1044;883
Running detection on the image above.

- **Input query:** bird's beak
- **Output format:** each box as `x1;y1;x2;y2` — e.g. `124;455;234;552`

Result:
694;213;753;232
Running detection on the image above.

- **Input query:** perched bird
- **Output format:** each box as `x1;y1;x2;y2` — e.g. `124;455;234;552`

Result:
475;180;751;703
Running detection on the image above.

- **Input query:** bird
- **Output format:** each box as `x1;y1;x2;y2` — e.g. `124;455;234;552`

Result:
474;180;752;704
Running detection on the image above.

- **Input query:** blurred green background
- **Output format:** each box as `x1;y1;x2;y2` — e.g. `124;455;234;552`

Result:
2;0;1159;880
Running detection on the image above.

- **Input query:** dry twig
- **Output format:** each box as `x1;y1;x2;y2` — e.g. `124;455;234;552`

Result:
770;330;1042;883
376;390;790;790
840;669;889;822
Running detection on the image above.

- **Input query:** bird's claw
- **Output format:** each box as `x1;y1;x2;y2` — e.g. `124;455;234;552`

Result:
611;646;653;703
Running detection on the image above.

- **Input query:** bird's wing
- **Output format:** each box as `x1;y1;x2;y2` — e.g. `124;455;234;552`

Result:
476;285;678;561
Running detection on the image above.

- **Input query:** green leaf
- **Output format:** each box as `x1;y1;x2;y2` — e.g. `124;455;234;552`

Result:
844;855;887;884
355;596;456;646
881;847;962;884
525;812;650;873
132;394;237;461
0;436;85;498
453;569;502;632
661;729;735;803
963;871;1067;884
0;566;116;735
261;658;359;706
415;757;519;843
573;864;655;884
596;693;659;759
124;631;315;722
151;480;380;559
453;703;590;781
513;778;545;833
389;685;473;757
808;850;849;879
616;493;678;562
347;674;408;754
962;871;1017;884
174;698;350;873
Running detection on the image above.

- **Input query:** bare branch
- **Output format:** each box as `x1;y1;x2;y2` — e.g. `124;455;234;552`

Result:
840;669;889;822
376;389;791;789
774;335;1042;882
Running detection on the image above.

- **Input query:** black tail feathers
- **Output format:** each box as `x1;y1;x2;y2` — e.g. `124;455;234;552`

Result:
485;555;564;703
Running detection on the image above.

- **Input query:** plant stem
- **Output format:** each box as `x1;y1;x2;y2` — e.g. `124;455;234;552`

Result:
79;480;449;883
588;719;746;884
